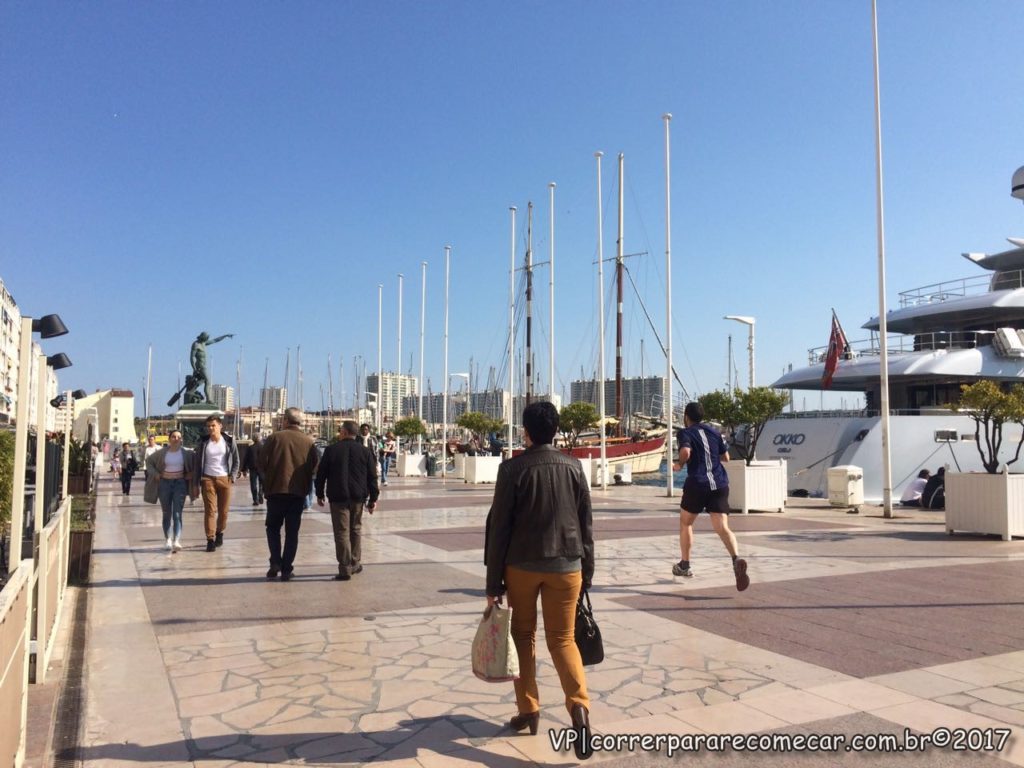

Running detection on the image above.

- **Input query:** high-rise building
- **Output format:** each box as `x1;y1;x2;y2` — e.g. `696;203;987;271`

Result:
210;384;235;413
570;376;666;430
259;386;287;414
365;372;417;424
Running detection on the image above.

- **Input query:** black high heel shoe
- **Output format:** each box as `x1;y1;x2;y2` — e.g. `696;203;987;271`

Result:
570;704;592;760
508;711;540;735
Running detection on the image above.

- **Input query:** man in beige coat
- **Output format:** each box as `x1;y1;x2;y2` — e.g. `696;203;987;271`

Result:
258;408;319;581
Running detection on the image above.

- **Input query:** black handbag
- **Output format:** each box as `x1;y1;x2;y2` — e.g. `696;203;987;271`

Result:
574;588;604;666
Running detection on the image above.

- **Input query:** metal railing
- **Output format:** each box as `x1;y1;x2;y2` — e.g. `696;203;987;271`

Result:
807;331;988;364
897;269;1024;307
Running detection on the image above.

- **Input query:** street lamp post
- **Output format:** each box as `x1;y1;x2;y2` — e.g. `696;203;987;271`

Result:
724;315;755;389
10;314;69;569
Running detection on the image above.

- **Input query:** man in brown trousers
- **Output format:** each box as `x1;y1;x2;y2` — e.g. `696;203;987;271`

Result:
258;407;319;581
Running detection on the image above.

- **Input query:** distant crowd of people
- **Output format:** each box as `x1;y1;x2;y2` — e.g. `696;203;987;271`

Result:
138;411;381;581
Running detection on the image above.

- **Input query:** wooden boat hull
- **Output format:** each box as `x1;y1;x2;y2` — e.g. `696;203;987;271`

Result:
567;436;666;474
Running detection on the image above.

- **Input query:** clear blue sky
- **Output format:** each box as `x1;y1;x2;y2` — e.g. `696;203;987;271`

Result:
3;1;1022;417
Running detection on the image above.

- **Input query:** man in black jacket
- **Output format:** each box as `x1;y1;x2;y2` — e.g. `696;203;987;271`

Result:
241;435;264;505
315;420;380;581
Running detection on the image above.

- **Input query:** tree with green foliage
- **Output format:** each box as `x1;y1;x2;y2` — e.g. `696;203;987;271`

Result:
697;387;789;464
734;387;790;464
949;380;1024;473
457;411;501;439
558;402;600;450
393;416;427;440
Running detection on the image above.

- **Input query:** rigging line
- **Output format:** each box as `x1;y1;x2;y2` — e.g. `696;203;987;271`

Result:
622;264;691;400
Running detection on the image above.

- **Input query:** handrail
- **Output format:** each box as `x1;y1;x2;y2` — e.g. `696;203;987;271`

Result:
897;270;1024;307
806;330;987;363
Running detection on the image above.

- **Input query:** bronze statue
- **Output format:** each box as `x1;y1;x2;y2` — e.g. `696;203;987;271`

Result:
190;332;233;403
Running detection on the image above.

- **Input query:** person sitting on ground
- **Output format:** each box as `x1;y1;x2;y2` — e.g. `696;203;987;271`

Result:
899;469;930;507
921;467;946;510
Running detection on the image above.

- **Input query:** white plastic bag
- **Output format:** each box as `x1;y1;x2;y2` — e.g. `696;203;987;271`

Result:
471;605;519;682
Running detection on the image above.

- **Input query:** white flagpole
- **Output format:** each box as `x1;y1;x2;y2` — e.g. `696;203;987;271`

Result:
872;0;894;518
508;207;516;455
549;182;556;404
397;273;404;457
418;260;427;454
377;284;383;435
663;113;675;498
595;151;607;490
442;246;451;481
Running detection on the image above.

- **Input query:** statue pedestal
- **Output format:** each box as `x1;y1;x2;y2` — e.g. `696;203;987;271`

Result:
176;403;224;448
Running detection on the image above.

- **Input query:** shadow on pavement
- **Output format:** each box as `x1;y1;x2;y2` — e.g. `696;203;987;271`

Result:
61;715;545;765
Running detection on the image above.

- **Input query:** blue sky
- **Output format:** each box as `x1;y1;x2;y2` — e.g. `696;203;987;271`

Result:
3;1;1022;417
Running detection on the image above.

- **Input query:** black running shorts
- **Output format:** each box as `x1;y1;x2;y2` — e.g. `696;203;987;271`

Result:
680;483;730;515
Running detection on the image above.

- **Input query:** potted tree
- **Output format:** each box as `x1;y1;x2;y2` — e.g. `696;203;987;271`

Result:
456;412;503;483
393;417;428;477
945;381;1024;540
66;437;92;495
699;387;790;513
68;492;96;583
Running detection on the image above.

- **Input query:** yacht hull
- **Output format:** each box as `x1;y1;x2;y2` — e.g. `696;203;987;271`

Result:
759;413;1010;502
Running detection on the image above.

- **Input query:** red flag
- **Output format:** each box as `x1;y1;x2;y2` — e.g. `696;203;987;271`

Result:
821;311;848;389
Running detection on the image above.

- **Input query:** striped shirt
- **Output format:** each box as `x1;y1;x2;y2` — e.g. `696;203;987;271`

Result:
678;423;729;491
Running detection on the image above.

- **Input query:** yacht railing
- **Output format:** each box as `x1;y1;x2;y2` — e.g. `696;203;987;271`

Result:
806;331;986;364
898;269;1024;307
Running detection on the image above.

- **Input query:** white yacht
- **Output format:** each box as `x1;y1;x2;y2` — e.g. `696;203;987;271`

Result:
761;166;1024;501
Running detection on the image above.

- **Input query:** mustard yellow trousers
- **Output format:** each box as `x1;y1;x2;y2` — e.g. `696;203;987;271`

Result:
505;565;589;715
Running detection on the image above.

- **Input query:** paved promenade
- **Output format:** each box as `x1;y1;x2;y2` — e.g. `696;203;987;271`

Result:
55;473;1024;766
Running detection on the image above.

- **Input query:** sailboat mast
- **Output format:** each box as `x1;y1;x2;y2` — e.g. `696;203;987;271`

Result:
615;153;625;434
283;348;290;409
526;201;534;407
260;357;269;434
508;207;516;454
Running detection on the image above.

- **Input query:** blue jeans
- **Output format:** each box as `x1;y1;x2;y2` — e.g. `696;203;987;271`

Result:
380;456;391;482
159;478;188;540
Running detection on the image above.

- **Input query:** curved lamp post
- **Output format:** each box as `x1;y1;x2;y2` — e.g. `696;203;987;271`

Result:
724;315;755;389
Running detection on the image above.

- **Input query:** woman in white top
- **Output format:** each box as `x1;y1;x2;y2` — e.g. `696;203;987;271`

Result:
144;430;195;551
899;469;930;507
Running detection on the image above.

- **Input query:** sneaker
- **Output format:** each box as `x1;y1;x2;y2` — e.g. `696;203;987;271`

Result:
734;558;750;592
266;566;279;579
215;532;224;547
352;564;363;575
333;572;351;581
172;539;182;552
206;539;216;552
165;538;173;550
280;570;293;582
672;561;692;577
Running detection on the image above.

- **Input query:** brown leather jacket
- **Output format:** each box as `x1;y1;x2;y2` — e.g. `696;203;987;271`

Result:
258;426;319;498
484;445;594;597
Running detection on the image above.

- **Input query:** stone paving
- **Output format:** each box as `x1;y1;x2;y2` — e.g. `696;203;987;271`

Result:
65;473;1024;766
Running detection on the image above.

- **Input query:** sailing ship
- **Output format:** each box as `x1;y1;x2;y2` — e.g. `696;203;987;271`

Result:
513;153;668;474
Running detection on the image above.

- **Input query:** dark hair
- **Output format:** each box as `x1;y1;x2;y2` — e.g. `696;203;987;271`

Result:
684;402;704;423
205;415;222;424
917;469;930;479
522;401;558;445
342;420;358;436
360;423;371;431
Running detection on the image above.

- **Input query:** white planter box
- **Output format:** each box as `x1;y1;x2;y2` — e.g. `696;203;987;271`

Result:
724;459;787;514
397;453;426;477
945;470;1024;541
449;453;466;480
464;456;501;484
576;457;593;485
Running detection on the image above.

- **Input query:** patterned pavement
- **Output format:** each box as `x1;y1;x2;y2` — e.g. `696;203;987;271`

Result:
69;473;1024;766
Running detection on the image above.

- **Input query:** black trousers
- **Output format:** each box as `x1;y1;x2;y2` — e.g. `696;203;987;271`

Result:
120;471;133;494
265;495;304;572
